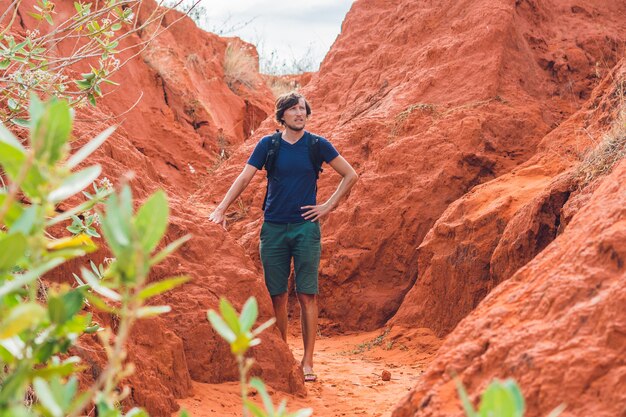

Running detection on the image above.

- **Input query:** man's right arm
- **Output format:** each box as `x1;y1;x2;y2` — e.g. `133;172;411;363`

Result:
208;164;258;228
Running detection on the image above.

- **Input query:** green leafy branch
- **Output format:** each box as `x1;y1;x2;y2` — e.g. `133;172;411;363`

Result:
208;297;312;417
456;378;566;417
0;96;190;417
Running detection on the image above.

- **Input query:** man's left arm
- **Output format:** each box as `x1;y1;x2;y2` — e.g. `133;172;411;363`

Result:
301;155;358;222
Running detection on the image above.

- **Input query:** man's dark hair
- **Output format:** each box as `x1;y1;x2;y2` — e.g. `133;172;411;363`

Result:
275;92;311;125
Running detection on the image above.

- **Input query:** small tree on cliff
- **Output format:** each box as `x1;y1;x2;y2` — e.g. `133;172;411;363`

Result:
0;0;198;123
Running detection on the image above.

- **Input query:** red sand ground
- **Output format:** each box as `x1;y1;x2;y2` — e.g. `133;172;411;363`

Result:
177;324;441;417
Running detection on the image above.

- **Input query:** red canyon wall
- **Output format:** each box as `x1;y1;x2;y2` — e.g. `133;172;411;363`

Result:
392;62;626;417
3;0;625;415
1;1;304;415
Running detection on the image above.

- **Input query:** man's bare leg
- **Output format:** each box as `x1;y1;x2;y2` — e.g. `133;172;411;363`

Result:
296;293;318;376
271;293;289;342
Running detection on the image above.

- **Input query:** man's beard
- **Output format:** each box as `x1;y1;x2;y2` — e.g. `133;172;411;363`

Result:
285;121;305;131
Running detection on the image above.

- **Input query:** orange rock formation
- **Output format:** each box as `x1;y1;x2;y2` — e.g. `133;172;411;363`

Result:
3;0;625;415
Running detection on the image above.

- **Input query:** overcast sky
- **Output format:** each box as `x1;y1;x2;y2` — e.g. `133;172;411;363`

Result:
193;0;355;73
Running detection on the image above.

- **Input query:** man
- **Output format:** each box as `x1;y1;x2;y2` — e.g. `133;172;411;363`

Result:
209;92;357;382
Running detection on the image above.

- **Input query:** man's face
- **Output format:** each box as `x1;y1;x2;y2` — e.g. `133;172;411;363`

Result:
282;98;307;131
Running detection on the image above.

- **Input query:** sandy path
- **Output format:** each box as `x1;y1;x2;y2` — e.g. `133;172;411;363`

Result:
177;326;441;416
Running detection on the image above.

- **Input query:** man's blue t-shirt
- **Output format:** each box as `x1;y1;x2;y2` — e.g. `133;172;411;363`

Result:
247;131;339;224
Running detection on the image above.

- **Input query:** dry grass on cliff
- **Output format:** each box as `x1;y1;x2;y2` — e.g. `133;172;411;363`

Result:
576;102;626;187
224;43;258;92
265;76;300;98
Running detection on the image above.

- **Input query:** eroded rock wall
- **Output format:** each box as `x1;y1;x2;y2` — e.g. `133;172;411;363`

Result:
1;0;302;415
209;0;625;333
391;69;626;417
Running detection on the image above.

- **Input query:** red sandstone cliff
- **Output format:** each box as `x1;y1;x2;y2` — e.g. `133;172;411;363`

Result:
203;0;625;415
1;0;303;415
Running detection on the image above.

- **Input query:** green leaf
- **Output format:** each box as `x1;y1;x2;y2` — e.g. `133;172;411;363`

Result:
48;165;102;203
244;400;266;417
0;258;64;298
249;377;275;415
239;297;258;333
81;267;120;301
84;292;116;313
251;317;275;337
13;40;28;53
0;58;10;69
44;13;53;25
546;404;566;417
88;93;96;106
0;364;29;403
125;408;149;417
219;298;241;334
33;377;63;417
478;380;524;417
10;204;38;235
0;303;46;338
48;290;83;324
85;227;100;237
47;193;110;227
0;233;27;270
455;378;478;417
138;276;189;301
66;126;115;169
10;118;29;128
110;23;122;31
207;310;236;343
74;79;91;90
0;120;26;153
133;189;169;253
0;193;23;226
100;187;132;255
136;305;171;318
7;98;19;112
31;98;72;165
149;234;191;266
60;376;78;409
289;409;313;417
277;400;287;416
32;360;81;379
29;94;44;126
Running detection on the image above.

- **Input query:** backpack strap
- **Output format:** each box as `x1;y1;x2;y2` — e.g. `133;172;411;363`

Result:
261;130;282;210
307;133;323;179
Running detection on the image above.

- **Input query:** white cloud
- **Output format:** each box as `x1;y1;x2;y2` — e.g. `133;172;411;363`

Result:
197;0;354;73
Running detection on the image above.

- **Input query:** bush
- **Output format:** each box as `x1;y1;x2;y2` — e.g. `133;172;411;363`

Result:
0;96;190;416
207;297;312;417
0;0;188;123
223;43;259;92
575;102;626;188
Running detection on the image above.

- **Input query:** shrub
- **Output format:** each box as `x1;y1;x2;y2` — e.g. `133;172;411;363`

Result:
0;96;190;416
0;0;189;122
575;102;625;188
224;43;259;92
207;297;312;417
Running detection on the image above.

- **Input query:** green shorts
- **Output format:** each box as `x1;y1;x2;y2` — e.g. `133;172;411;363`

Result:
259;221;321;296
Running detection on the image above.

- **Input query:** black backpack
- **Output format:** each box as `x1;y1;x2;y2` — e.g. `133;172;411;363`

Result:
261;130;324;210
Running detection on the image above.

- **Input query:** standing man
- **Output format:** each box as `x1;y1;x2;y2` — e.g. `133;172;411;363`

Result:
209;92;358;382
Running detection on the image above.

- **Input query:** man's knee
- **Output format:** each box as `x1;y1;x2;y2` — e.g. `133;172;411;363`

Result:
271;292;289;307
296;292;317;307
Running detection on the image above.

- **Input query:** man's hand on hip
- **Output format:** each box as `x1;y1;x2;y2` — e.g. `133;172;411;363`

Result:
301;202;332;222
